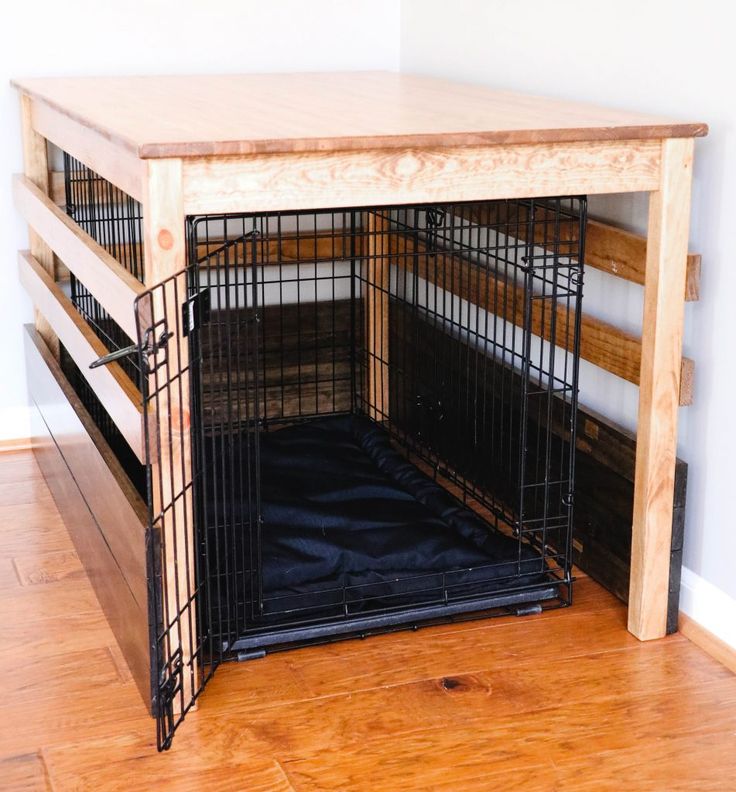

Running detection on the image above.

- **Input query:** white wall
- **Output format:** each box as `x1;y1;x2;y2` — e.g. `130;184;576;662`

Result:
0;0;400;442
401;0;736;644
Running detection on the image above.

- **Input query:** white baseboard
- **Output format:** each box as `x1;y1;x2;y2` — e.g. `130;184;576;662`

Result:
680;567;736;650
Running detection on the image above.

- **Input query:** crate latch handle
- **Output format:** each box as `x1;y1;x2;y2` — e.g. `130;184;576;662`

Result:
89;329;173;370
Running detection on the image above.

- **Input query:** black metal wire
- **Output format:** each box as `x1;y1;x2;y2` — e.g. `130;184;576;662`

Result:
63;152;144;388
187;198;586;652
60;153;146;495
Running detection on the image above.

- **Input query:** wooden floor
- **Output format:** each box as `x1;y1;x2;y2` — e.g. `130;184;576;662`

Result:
2;449;736;791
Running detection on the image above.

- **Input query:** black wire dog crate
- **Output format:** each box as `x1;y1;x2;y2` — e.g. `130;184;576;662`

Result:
60;154;586;747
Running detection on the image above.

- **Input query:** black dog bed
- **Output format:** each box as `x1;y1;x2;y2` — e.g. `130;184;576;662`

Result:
204;415;547;621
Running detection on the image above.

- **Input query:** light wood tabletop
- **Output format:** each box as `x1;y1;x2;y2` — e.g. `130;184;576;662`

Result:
10;68;708;656
12;71;707;158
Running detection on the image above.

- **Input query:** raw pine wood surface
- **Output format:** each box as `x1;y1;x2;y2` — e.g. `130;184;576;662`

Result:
180;140;664;215
365;213;390;421
141;158;199;715
31;98;145;202
17;251;144;462
12;73;707;159
1;449;735;790
629;139;695;640
13;174;144;340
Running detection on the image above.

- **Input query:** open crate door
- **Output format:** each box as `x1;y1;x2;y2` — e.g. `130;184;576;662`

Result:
135;266;231;750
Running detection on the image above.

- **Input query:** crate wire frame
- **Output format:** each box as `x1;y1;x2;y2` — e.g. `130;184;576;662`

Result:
61;153;146;494
135;274;210;750
60;156;586;749
63;152;145;386
186;200;586;650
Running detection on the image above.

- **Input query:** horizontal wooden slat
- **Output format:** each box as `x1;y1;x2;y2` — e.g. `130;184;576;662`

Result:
454;203;700;302
13;174;143;339
49;166;700;302
87;231;350;273
390;232;693;406
201;229;350;266
18;251;144;461
586;219;701;302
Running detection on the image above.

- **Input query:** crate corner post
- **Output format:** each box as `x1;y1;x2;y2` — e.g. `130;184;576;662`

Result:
628;137;695;641
141;156;200;732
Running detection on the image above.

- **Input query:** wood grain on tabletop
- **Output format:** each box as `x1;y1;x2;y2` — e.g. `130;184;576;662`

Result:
12;72;707;159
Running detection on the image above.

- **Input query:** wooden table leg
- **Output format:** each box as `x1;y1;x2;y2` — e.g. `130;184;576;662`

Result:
19;94;59;358
142;159;199;717
628;138;694;640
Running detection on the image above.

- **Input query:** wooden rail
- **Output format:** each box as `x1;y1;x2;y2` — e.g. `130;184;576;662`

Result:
14;174;144;339
18;251;144;461
79;210;692;405
389;231;694;407
453;203;701;302
47;167;701;301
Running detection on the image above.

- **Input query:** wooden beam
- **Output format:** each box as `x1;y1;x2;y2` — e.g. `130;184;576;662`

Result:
454;203;700;302
181;139;662;215
628;138;694;641
31;98;144;202
142;158;198;720
13;174;144;339
50;169;65;205
586;219;701;302
48;166;702;303
390;231;693;406
17;250;144;462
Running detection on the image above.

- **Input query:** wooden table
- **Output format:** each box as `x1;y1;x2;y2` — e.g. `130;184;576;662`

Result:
12;71;706;657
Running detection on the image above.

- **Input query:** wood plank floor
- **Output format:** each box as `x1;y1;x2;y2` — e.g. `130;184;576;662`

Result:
1;448;735;791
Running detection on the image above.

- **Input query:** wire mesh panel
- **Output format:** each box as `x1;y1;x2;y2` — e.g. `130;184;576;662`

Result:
135;268;222;750
186;219;265;656
370;200;586;587
63;152;145;387
186;199;586;654
60;153;147;488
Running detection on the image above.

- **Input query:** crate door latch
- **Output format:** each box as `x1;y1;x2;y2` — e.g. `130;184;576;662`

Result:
89;289;210;371
88;327;173;372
